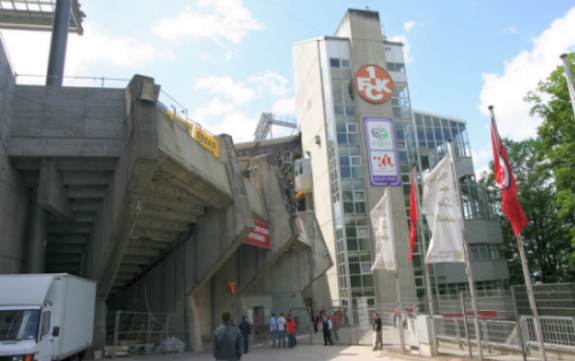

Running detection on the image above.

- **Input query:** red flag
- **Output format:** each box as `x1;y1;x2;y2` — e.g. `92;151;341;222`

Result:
409;173;417;261
490;107;528;236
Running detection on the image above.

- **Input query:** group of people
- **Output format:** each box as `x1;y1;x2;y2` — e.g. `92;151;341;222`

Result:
268;312;298;348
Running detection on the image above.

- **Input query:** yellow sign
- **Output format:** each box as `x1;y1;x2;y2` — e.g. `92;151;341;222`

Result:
192;126;220;158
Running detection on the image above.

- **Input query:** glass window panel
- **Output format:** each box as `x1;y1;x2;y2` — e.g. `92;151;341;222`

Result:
344;202;354;213
346;104;355;116
346;227;357;238
415;113;423;125
343;191;353;201
350;156;361;166
351;167;362;178
347;123;357;133
330;58;340;67
349;263;361;275
347;238;358;251
359;237;370;251
357;227;369;238
360;262;371;273
340;157;350;166
363;275;374;288
341;59;350;67
354;191;365;201
348;134;359;144
350;276;362;288
341;167;351;178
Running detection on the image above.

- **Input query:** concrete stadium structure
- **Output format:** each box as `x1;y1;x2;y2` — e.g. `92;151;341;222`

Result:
0;33;331;350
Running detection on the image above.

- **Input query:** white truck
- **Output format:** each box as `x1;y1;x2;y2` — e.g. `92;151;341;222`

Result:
0;274;96;361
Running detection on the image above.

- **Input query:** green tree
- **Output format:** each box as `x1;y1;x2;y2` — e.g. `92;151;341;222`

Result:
526;52;575;262
479;139;575;284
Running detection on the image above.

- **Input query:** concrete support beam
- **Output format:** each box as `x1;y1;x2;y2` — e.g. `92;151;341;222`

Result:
139;208;200;224
186;294;204;351
124;247;161;258
38;159;73;219
47;235;88;245
135;218;190;233
132;227;178;242
26;204;47;273
67;186;107;199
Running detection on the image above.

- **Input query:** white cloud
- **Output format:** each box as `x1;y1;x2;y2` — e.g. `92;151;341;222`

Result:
249;71;289;98
404;20;416;32
507;26;519;34
472;146;492;179
193;76;256;105
479;7;575;140
211;112;258;142
152;0;262;44
1;22;171;80
271;97;295;117
388;34;414;64
190;98;235;120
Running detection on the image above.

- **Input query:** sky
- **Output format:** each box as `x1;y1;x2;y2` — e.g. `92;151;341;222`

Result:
3;0;575;177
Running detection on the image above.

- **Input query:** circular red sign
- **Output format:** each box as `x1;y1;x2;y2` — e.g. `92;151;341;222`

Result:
354;64;394;104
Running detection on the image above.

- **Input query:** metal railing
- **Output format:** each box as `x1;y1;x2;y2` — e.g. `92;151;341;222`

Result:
106;311;186;353
14;73;130;88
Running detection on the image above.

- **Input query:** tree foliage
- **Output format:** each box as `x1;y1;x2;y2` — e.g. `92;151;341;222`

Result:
526;52;575;264
480;139;575;284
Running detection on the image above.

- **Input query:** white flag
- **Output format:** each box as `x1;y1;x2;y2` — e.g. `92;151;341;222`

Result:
370;189;396;271
423;153;466;264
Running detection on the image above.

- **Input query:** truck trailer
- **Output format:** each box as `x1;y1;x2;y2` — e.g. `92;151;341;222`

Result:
0;274;96;361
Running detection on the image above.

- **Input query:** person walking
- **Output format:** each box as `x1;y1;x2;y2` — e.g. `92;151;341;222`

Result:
392;307;400;328
372;312;383;351
213;312;243;361
277;313;287;349
286;315;296;348
322;314;333;346
269;313;278;348
238;316;251;354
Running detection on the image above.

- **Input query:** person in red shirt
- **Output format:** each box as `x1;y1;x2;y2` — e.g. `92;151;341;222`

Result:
286;315;296;348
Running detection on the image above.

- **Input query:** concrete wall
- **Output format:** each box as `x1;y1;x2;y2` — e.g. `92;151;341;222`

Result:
293;39;339;303
0;36;27;274
9;86;125;157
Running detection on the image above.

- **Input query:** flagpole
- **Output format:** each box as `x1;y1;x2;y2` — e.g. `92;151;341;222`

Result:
411;167;438;355
560;54;575;118
389;187;406;353
489;105;547;361
395;272;406;353
447;142;484;361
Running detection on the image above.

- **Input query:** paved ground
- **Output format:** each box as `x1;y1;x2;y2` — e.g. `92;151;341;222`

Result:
118;344;468;361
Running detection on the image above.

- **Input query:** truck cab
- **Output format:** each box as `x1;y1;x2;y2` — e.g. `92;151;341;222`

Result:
0;275;95;361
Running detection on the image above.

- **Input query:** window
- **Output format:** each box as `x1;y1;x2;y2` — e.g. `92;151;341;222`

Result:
341;59;350;68
40;311;51;338
330;58;340;68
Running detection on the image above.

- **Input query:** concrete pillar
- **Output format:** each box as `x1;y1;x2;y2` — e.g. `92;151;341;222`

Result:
46;0;72;86
26;204;47;273
92;300;107;353
185;294;203;351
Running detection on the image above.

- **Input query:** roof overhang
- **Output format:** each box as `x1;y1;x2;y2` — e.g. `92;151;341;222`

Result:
0;0;84;34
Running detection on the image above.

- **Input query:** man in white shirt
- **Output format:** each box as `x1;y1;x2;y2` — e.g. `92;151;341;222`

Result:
276;313;287;349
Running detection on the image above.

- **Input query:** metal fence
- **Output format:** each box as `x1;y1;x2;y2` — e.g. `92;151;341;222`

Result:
105;311;187;354
431;287;575;360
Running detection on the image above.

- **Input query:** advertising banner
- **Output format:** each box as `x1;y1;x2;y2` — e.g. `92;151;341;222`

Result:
370;188;397;272
364;117;401;186
244;218;271;249
422;153;466;264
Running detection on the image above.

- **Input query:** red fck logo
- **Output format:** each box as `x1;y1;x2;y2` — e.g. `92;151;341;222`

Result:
374;154;394;168
355;64;394;104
